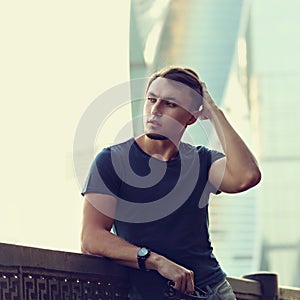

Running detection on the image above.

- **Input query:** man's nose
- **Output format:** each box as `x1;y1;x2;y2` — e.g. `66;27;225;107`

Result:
151;100;162;116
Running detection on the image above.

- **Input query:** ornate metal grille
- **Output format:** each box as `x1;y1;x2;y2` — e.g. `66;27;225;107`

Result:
0;266;129;300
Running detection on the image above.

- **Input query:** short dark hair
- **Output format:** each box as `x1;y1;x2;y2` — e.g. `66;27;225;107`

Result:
145;66;203;109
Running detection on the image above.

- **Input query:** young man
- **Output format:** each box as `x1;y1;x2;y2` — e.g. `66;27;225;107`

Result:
81;66;261;299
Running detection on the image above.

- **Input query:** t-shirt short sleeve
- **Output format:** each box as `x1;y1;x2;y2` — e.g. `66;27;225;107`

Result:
208;148;225;168
81;148;121;197
197;146;225;195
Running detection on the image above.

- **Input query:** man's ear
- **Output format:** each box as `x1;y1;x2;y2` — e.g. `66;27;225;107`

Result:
186;110;201;125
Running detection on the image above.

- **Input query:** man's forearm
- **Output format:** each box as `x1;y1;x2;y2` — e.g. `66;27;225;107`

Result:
81;227;170;272
81;228;194;293
81;228;142;269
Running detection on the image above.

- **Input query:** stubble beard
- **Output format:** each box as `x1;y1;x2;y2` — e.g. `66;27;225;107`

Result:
145;133;168;140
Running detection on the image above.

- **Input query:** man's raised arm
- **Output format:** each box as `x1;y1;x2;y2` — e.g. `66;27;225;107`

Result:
198;83;261;193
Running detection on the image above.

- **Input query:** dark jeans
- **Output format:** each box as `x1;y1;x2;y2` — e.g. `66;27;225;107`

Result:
129;278;236;300
203;279;236;300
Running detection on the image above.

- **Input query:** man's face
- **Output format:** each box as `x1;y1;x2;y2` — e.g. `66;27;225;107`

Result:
143;77;200;140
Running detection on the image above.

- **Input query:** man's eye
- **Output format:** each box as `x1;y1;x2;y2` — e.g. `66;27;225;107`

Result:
166;102;177;108
147;97;156;103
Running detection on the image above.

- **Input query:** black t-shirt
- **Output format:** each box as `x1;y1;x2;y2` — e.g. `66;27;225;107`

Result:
82;138;226;299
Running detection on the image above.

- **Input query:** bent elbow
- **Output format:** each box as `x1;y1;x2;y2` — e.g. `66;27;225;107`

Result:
81;227;110;257
81;229;101;256
250;168;262;187
238;169;262;192
81;231;92;254
81;235;102;256
81;236;92;255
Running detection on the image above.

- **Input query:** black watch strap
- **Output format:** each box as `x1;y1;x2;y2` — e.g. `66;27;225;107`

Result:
137;247;151;271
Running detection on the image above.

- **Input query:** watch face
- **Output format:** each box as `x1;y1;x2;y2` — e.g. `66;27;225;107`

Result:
138;247;148;257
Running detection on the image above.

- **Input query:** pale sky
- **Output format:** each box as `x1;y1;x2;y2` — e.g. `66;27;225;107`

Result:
0;1;130;252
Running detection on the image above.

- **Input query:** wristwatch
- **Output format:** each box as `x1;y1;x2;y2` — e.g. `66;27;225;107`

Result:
137;247;151;271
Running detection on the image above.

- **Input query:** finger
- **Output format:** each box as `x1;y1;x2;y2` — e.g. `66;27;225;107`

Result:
198;111;208;120
185;271;195;294
174;278;183;293
201;81;207;90
181;271;193;294
178;273;191;294
199;80;206;86
181;275;188;294
175;275;187;294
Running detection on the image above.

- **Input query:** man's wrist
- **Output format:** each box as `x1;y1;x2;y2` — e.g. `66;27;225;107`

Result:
206;106;225;124
137;247;151;271
145;252;163;271
207;104;222;119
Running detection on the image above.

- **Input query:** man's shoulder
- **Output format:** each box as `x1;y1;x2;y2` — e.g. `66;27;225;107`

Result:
179;142;209;154
95;138;135;159
179;142;224;163
110;138;135;150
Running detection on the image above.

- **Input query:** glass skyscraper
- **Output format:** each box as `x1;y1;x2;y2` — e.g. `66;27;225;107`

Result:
130;0;300;286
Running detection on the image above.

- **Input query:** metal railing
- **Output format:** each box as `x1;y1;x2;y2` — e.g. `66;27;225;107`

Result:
0;243;129;299
0;242;299;299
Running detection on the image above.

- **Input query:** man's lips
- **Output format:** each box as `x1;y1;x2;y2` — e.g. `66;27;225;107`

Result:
147;120;162;127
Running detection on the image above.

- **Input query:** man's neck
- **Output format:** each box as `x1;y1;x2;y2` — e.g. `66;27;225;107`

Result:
135;134;180;161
